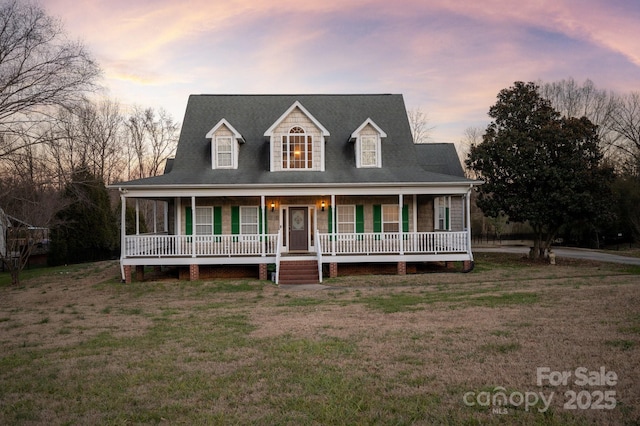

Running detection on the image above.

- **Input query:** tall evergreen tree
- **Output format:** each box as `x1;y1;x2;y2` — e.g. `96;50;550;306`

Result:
49;168;118;265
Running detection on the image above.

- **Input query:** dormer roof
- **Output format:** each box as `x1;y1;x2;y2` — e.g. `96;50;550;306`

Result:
263;100;330;138
350;118;387;141
205;118;245;143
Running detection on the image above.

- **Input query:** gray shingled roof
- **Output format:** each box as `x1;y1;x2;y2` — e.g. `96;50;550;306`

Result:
116;94;473;187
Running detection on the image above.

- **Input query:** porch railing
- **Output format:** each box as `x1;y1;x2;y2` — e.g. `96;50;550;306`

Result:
124;231;469;258
124;234;279;257
318;231;468;255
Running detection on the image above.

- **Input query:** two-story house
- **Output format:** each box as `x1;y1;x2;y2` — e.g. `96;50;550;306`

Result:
113;94;480;284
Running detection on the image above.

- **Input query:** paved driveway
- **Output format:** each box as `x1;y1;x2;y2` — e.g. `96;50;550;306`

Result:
474;246;640;266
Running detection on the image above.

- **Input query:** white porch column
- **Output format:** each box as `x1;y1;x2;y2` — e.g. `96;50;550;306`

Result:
412;194;418;232
398;194;404;255
175;197;181;236
135;199;140;235
153;201;157;234
191;196;196;258
120;194;126;259
261;195;266;257
331;194;336;256
164;202;169;233
466;187;473;259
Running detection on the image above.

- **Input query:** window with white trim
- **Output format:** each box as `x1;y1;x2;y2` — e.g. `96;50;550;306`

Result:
337;205;355;233
360;136;378;167
352;119;385;168
382;205;399;232
282;126;312;169
240;206;259;234
435;196;451;230
195;207;213;235
215;136;233;168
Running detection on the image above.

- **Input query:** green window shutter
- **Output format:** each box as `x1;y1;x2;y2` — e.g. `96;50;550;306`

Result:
231;206;239;241
186;207;193;235
327;205;333;241
355;205;364;233
445;207;450;230
373;205;382;233
213;206;222;242
402;204;409;232
213;207;222;234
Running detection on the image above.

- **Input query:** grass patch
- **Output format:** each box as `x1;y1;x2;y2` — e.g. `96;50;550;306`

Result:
480;341;521;354
362;292;426;313
605;339;636;350
0;255;638;424
277;297;325;307
467;292;539;307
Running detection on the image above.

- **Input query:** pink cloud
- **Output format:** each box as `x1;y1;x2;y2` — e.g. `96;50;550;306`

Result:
41;0;640;144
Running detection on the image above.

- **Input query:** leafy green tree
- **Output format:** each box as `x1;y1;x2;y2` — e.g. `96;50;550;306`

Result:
49;168;118;265
467;81;614;258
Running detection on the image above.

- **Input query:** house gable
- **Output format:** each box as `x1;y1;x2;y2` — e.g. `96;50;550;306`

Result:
206;119;245;169
264;101;330;172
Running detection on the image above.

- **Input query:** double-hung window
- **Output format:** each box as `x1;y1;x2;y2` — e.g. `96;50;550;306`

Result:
360;136;378;167
337;205;355;233
382;205;399;233
215;136;233;168
195;207;213;235
435;196;451;230
240;206;259;235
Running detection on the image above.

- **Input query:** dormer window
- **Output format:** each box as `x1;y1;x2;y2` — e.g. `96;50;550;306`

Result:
264;101;330;172
206;119;244;169
282;126;312;169
360;136;378;167
216;136;233;168
351;118;386;168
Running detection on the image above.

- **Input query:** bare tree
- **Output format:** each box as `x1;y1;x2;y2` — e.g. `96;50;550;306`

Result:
407;108;434;144
0;0;101;155
610;92;640;177
125;107;148;179
125;107;179;179
538;78;620;161
144;108;179;177
459;126;483;178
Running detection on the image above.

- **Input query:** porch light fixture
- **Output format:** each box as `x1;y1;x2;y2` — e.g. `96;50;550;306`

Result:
271;201;275;212
321;200;325;211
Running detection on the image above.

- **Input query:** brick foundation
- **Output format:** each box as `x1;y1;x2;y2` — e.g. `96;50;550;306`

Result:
124;265;132;284
135;265;145;282
462;260;474;272
397;261;406;275
189;264;199;281
259;264;268;281
329;263;338;278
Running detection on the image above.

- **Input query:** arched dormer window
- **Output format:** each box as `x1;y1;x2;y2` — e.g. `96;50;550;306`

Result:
282;126;312;169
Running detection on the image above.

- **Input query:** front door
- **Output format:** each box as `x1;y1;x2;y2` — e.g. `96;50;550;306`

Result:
289;207;308;251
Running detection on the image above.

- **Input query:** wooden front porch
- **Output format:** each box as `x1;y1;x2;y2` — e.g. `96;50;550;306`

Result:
123;230;470;259
120;230;473;283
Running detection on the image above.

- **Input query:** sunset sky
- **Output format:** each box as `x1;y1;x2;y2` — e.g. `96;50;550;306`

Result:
43;0;640;144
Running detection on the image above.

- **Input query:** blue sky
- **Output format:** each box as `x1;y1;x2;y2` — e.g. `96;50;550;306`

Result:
43;0;640;144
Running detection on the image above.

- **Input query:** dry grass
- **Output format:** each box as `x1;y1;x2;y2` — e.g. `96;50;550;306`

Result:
0;253;638;425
